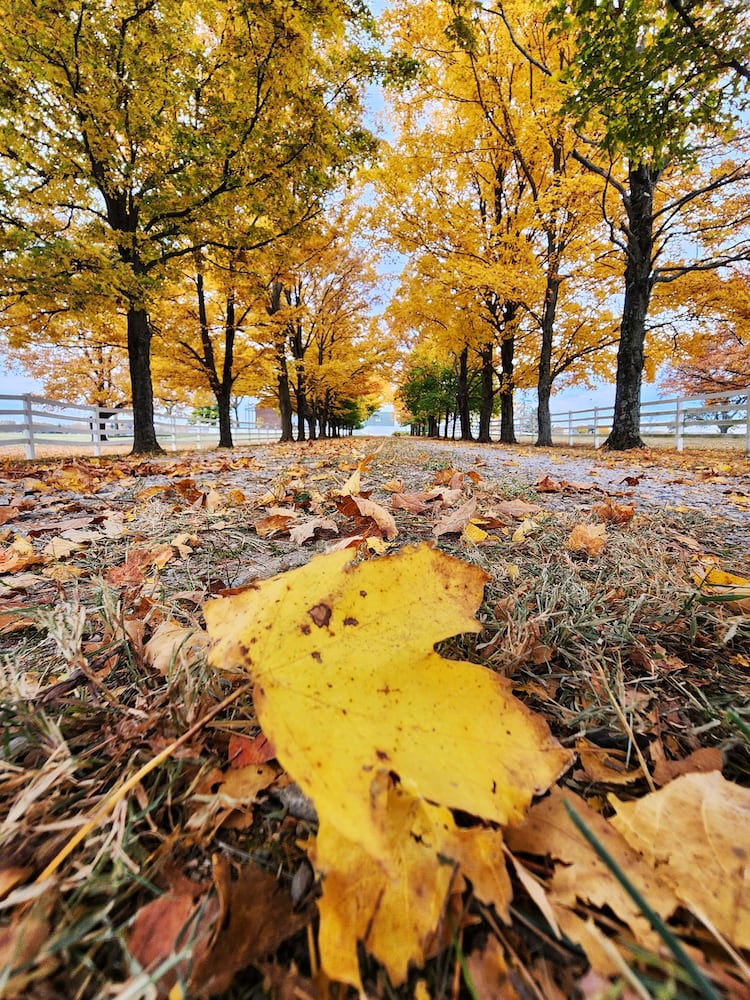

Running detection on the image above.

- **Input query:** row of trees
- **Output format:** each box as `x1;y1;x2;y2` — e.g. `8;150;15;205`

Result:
1;0;749;451
0;0;395;450
379;0;750;448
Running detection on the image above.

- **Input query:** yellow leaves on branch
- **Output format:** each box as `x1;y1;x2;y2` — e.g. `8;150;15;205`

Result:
204;543;572;988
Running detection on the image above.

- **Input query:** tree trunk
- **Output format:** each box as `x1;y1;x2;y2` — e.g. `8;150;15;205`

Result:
217;286;236;448
457;346;473;440
605;161;659;450
127;307;162;454
499;332;516;444
216;392;233;449
277;363;294;442
477;344;494;443
267;282;294;442
536;275;561;447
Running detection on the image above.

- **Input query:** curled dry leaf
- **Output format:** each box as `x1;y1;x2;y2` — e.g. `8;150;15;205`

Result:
144;620;210;675
433;496;477;537
351;496;398;540
289;515;339;546
565;523;607;556
595;499;636;525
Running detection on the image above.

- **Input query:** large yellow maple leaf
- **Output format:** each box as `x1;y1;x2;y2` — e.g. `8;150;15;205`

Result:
204;543;571;987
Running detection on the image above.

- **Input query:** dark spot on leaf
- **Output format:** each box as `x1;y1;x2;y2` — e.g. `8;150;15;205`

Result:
309;603;332;628
375;749;390;761
301;624;311;635
311;651;322;663
360;590;367;597
344;617;358;626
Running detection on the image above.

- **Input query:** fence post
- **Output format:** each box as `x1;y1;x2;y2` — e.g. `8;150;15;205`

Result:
171;416;177;452
593;407;600;448
567;412;573;446
745;395;750;458
675;398;684;452
91;404;102;457
22;394;35;460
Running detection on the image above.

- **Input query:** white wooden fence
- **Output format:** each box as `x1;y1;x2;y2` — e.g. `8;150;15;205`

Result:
1;388;748;459
543;387;750;455
0;395;278;459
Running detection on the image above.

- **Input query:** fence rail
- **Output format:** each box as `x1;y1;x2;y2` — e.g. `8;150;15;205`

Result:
2;388;749;459
543;387;750;455
0;395;279;458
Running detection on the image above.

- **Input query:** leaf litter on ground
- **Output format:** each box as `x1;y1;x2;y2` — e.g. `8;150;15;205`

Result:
0;437;749;999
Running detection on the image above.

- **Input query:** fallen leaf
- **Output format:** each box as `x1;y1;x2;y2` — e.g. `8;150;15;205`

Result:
312;777;511;989
128;880;213;993
190;857;311;995
511;517;537;543
692;562;750;612
463;520;488;544
595;499;635;526
505;787;678;951
351;496;398;540
466;935;521;1000
42;537;83;560
382;478;404;492
204;544;571;988
254;508;300;537
488;499;543;519
536;475;561;492
228;732;277;767
289;515;339;545
433;497;477;537
565;523;607;556
576;739;644;785
0;536;43;574
144;621;210;674
652;747;723;786
610;771;750;948
392;490;440;514
0;895;57;995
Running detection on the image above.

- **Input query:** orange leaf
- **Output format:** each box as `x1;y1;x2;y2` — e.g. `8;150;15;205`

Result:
565;523;607;556
228;732;277;767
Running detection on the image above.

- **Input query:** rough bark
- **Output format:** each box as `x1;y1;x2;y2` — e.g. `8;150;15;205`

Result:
605;161;659;450
217;288;236;448
457;346;473;440
268;281;294;442
127;307;162;454
536;274;561;447
499;335;516;444
477;343;494;443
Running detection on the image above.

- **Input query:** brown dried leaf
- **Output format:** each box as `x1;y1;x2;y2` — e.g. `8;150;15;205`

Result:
432;497;478;537
565;523;607;556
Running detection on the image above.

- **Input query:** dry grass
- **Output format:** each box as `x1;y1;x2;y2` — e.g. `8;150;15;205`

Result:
0;437;749;998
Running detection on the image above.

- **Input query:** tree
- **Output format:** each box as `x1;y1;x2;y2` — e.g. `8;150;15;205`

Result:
376;0;617;445
658;268;750;426
540;0;750;448
0;0;377;453
4;312;130;409
156;249;268;448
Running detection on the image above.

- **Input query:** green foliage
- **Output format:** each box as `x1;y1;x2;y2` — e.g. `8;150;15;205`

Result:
546;0;750;165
